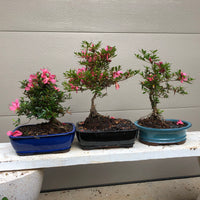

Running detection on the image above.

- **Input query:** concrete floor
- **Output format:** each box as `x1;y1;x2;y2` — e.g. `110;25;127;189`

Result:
39;177;200;200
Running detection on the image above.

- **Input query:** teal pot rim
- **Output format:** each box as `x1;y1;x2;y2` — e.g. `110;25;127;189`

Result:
134;119;192;132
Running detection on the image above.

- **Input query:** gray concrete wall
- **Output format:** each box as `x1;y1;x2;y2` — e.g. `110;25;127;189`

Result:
0;0;200;190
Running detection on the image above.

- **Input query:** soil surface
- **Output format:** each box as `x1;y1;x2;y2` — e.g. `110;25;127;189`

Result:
138;116;187;129
79;115;136;131
17;122;73;136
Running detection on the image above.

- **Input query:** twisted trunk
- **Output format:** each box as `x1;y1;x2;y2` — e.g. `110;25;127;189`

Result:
89;93;98;118
149;93;159;120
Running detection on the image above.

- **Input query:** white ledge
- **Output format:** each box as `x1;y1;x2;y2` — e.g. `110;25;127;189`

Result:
0;131;200;172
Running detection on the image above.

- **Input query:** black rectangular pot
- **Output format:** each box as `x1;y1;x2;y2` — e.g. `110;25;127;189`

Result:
76;123;138;150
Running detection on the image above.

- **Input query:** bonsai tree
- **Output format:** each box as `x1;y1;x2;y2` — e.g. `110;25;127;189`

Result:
7;68;70;136
135;49;194;127
63;41;138;130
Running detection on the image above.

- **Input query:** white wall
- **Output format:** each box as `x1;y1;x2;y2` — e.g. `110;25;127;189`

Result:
0;0;200;190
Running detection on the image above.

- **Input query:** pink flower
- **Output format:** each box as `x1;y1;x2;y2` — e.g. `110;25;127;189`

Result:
43;77;50;84
28;82;34;88
49;74;56;84
113;71;123;78
28;74;37;82
53;86;60;91
149;57;153;63
159;67;165;73
88;57;93;63
41;68;50;75
147;74;156;82
25;87;30;91
7;130;23;137
77;67;86;75
110;116;115;119
156;61;163;66
115;82;120;90
70;84;79;92
176;120;184;125
99;73;103;79
105;46;109;51
75;86;79;93
9;99;20;112
41;68;51;79
180;72;188;83
41;73;47;79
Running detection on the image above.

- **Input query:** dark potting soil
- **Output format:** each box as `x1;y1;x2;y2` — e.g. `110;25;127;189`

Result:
138;117;187;129
17;122;73;136
79;115;136;132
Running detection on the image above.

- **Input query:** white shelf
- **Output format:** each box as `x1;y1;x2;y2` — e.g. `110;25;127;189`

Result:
0;131;200;172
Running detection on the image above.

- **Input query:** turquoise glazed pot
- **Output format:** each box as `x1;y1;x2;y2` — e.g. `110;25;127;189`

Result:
134;119;192;145
9;123;75;156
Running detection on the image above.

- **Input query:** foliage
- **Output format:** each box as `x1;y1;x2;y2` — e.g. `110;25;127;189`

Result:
2;197;8;200
135;49;194;118
9;69;69;127
63;41;138;117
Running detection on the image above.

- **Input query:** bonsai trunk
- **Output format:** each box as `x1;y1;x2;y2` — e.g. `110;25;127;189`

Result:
49;117;62;126
149;94;160;120
83;93;112;130
49;117;67;131
89;93;99;118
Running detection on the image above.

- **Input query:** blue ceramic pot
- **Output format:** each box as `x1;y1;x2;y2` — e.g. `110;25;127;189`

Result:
9;123;75;155
134;119;192;145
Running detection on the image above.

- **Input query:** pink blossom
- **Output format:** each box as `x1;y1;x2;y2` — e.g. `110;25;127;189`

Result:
53;86;60;91
99;73;103;79
176;120;184;125
50;79;56;84
77;67;86;75
49;75;56;84
113;71;123;78
41;68;50;75
43;77;50;84
149;57;153;63
115;82;120;90
88;57;93;63
156;61;163;66
41;68;51;79
110;116;115;119
180;72;188;83
25;86;30;91
147;74;156;82
7;130;23;137
75;86;79;93
28;82;34;88
105;46;109;51
93;56;97;62
159;67;165;73
70;83;76;90
9;99;20;112
41;73;47;79
29;74;37;82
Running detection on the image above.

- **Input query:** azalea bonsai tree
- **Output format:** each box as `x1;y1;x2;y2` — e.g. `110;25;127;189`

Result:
7;68;70;136
63;41;138;130
135;49;194;128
